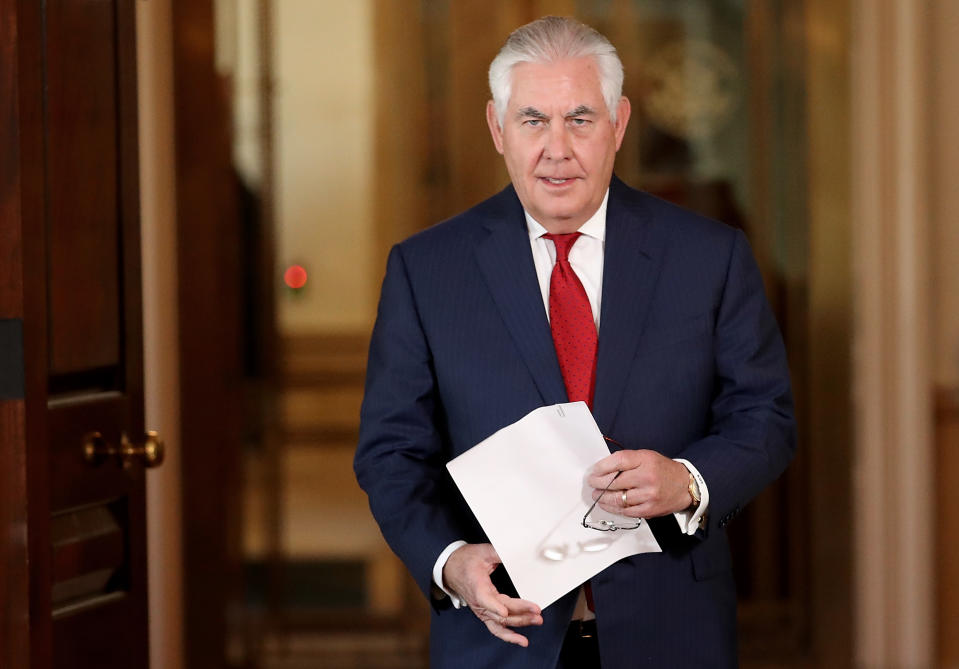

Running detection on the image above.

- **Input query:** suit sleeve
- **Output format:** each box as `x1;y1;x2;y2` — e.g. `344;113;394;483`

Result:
354;244;469;599
678;229;797;536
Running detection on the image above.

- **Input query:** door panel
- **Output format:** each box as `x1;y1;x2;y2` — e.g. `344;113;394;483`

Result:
0;0;150;667
46;0;122;376
44;0;148;661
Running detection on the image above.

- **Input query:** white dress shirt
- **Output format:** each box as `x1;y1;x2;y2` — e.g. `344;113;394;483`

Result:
433;190;710;609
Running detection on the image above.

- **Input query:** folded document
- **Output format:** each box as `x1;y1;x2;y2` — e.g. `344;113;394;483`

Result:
446;402;661;609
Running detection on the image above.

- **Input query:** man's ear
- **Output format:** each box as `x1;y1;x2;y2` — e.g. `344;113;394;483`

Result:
486;100;505;155
612;97;631;151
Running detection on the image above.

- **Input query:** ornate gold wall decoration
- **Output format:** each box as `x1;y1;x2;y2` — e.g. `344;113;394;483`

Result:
641;39;740;140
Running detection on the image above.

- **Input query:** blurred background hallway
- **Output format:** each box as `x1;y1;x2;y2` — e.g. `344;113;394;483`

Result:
3;1;958;668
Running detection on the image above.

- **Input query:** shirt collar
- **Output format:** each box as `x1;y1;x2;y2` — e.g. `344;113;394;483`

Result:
525;189;609;243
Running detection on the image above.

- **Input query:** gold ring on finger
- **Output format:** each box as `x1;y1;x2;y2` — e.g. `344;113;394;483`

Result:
622;490;628;506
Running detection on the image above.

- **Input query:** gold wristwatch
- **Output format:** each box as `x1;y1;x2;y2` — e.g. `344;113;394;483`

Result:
687;473;701;509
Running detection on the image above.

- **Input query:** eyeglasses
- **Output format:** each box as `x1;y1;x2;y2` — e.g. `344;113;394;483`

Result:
541;469;642;561
581;434;644;532
582;470;643;531
538;445;642;561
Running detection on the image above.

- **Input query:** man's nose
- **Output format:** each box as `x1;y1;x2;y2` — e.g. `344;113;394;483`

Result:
543;124;572;160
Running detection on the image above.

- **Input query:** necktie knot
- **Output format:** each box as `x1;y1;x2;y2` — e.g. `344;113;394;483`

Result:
543;232;581;263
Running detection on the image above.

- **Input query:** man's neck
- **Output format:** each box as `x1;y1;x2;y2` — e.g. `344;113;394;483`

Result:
524;189;610;240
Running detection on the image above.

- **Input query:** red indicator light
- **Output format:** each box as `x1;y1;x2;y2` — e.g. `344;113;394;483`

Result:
284;264;308;290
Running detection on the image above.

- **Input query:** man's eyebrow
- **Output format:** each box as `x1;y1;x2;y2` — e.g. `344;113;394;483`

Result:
566;105;597;117
517;107;549;120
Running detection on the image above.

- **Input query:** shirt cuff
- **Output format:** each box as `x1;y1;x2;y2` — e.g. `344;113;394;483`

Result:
672;458;709;535
431;540;468;608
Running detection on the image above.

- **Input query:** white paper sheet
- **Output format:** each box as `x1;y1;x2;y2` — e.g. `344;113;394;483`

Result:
446;402;661;609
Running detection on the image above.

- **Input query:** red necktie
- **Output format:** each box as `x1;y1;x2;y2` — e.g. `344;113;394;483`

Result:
544;233;599;613
544;233;598;409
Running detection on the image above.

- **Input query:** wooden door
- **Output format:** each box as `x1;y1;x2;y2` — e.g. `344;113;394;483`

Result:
0;0;152;667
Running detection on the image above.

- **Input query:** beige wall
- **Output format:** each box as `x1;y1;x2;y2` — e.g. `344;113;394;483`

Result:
137;1;184;668
932;2;959;389
274;0;376;334
214;0;264;188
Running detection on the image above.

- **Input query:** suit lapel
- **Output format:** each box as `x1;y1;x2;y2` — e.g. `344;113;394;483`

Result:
474;191;568;407
592;180;665;434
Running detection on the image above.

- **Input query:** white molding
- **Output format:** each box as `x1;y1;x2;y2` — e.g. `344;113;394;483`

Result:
137;1;185;668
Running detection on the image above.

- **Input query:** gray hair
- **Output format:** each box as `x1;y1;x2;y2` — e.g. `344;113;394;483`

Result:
488;16;624;126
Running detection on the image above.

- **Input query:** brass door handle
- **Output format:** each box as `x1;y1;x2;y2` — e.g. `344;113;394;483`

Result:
83;431;165;468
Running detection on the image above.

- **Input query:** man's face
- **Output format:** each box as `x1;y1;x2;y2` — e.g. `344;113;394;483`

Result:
487;57;630;234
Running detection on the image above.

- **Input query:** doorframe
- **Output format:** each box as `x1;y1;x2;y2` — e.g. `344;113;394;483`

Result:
136;1;185;668
1;0;54;666
0;0;32;662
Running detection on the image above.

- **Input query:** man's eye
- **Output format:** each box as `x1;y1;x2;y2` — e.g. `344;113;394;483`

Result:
570;118;589;126
525;119;543;127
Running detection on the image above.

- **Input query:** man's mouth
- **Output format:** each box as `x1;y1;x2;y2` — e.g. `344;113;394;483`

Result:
541;177;573;185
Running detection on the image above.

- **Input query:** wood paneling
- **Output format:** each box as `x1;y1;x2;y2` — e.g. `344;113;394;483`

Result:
279;333;368;446
0;0;23;318
17;1;56;664
937;387;959;667
447;1;509;211
172;0;245;666
249;331;427;661
0;400;29;669
803;0;853;666
372;0;428;264
46;0;121;376
3;0;149;666
47;0;149;664
0;12;27;667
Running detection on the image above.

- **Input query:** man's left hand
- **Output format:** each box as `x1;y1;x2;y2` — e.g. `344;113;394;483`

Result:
587;449;691;518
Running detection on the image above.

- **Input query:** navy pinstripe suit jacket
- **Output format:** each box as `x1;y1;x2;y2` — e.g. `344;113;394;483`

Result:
354;176;796;668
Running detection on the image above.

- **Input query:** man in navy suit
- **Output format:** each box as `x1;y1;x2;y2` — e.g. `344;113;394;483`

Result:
354;16;795;669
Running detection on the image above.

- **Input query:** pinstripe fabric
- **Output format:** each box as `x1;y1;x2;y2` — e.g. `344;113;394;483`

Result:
355;176;795;669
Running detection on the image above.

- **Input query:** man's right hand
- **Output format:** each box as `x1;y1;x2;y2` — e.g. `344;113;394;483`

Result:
442;543;543;647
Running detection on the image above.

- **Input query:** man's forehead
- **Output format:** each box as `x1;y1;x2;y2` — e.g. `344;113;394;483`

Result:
508;57;605;104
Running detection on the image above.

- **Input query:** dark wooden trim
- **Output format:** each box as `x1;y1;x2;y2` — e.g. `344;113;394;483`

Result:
172;1;244;667
280;332;370;353
278;333;369;386
246;607;428;634
0;0;23;319
118;0;144;430
279;428;360;449
0;400;30;669
936;385;959;667
800;0;853;666
935;386;959;420
17;0;54;665
115;5;151;655
0;5;29;625
281;370;367;388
